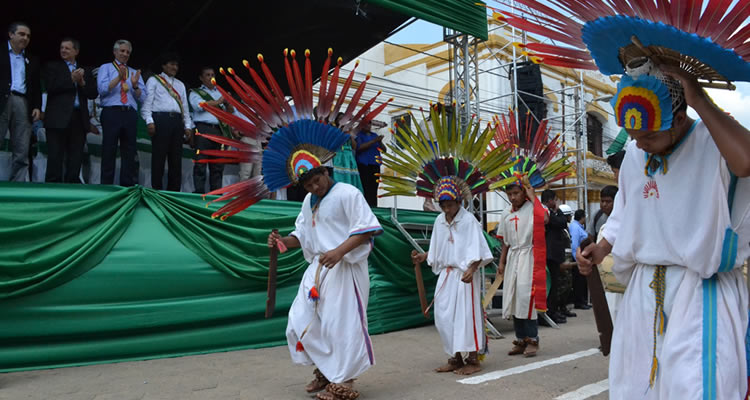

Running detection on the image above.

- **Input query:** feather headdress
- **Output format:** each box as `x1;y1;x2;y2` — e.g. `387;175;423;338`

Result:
377;103;517;202
195;48;392;219
491;0;750;88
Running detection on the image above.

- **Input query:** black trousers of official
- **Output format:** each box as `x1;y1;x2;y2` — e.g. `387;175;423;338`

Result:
546;259;561;313
46;111;85;183
357;163;380;207
151;112;183;191
193;122;224;193
572;266;589;306
100;107;138;186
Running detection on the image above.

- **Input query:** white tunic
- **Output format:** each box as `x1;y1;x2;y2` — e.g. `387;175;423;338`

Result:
601;121;750;400
499;200;538;320
427;207;493;356
285;183;382;383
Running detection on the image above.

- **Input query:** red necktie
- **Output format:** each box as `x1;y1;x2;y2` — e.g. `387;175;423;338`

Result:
119;65;128;104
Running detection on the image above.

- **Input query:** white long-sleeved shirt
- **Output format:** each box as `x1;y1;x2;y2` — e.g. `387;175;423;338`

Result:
189;85;221;125
141;72;191;129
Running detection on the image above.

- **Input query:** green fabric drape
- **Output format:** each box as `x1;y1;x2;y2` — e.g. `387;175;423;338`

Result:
367;0;488;40
0;184;139;298
606;128;629;155
0;183;500;372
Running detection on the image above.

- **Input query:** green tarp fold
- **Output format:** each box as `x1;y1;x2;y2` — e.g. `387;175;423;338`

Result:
0;183;460;372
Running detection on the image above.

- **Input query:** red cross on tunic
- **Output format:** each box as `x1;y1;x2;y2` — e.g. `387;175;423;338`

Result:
510;215;520;232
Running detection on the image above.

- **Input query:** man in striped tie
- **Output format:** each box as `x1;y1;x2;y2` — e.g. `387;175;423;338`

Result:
95;39;145;186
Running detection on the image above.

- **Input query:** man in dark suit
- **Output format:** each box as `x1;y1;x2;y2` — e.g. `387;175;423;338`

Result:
0;21;41;182
43;37;97;183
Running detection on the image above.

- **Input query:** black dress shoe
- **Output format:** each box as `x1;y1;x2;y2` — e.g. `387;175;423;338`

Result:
574;303;592;310
551;312;567;324
560;309;577;318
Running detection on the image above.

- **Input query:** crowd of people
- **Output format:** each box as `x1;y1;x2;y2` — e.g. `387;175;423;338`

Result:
0;22;384;206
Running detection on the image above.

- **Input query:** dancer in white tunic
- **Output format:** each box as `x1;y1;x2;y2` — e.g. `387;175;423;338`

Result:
412;183;493;375
269;167;382;399
577;62;750;399
191;49;390;400
379;103;522;375
497;178;548;357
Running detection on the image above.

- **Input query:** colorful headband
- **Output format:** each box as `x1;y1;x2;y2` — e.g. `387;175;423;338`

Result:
611;75;673;131
435;177;462;201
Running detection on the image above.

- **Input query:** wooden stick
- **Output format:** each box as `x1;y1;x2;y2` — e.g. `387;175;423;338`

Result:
580;237;614;356
265;229;279;319
483;274;504;309
413;257;429;318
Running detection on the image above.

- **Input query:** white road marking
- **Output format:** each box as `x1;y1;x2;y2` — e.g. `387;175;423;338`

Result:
457;348;600;385
555;379;609;400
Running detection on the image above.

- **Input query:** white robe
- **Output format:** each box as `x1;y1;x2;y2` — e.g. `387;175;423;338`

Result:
601;121;750;399
427;207;493;356
499;200;539;320
285;183;382;383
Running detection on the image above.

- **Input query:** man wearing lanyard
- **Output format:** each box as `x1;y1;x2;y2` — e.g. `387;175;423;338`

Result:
141;53;192;191
43;37;97;183
96;39;145;187
189;66;233;193
1;22;41;182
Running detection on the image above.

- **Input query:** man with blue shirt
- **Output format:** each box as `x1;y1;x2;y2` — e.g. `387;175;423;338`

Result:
569;209;590;309
43;38;97;183
354;120;384;207
1;22;41;182
96;39;146;186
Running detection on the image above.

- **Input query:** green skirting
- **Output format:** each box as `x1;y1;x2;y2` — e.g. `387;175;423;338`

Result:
0;183;448;372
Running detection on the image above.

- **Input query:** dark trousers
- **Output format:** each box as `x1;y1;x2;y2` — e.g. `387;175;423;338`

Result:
572;266;589;306
513;317;538;340
357;162;380;207
0;94;32;181
193;122;224;193
546;259;561;313
100;107;138;186
151;112;183;191
46;112;85;183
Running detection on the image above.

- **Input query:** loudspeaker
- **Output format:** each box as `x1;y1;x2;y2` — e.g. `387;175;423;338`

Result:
510;62;547;148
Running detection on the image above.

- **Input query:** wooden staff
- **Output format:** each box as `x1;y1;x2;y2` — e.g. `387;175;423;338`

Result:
412;253;429;318
580;237;614;356
265;229;280;319
482;274;503;309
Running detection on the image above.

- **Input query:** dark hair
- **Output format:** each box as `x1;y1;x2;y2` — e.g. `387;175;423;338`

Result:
61;37;80;51
673;97;688;116
601;185;618;199
574;209;586;221
504;182;522;192
297;166;328;186
606;150;625;170
160;52;180;66
8;22;29;35
541;189;556;203
198;66;214;76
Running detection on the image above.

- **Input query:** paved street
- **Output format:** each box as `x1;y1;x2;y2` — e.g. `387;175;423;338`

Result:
0;309;609;400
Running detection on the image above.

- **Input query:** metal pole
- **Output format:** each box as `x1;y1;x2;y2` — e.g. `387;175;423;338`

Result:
580;71;589;211
573;85;586;210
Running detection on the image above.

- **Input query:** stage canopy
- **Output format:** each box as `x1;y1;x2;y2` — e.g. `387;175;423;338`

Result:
4;0;487;87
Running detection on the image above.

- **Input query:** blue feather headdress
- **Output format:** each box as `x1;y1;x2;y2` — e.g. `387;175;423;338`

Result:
194;49;392;219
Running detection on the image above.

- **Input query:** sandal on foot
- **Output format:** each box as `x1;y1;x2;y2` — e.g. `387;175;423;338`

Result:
323;383;360;400
454;355;481;375
435;356;464;372
508;339;527;356
306;368;330;393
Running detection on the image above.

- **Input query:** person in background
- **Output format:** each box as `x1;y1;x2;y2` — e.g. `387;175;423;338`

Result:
43;37;97;183
1;22;41;182
355;120;385;207
96;39;145;187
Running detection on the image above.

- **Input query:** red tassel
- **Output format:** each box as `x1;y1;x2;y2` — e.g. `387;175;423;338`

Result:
296;341;304;352
308;286;320;301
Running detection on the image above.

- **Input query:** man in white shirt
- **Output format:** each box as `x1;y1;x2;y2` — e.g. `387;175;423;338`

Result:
189;66;233;193
141;52;192;191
